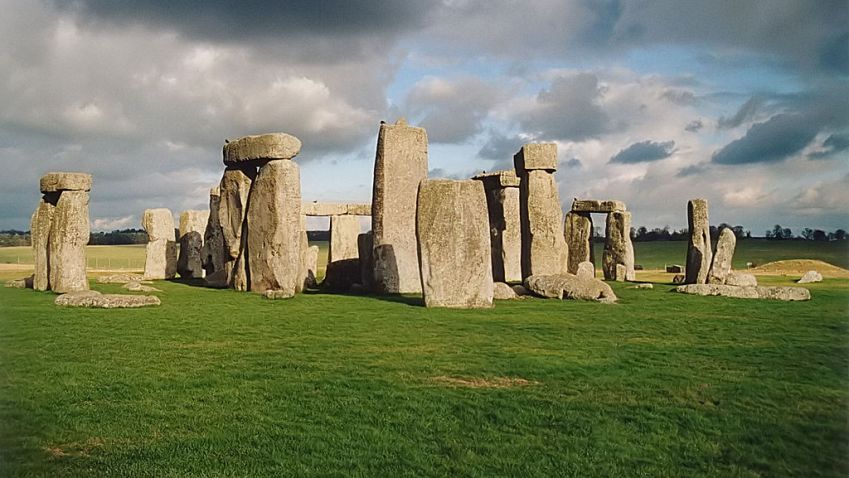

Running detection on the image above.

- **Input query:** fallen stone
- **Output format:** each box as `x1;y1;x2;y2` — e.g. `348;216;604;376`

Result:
708;228;736;284
685;199;712;284
602;211;635;282
31;198;54;291
675;284;810;301
564;211;593;274
55;290;161;308
39;172;92;193
48;190;90;293
416;179;493;308
122;281;161;292
142;208;175;242
223;133;301;164
629;283;654;289
493;282;519;300
797;270;823;284
576;261;595;279
372;119;428;294
97;273;145;284
525;274;618;302
263;288;295;300
570;199;626;213
725;271;757;287
513;143;557;171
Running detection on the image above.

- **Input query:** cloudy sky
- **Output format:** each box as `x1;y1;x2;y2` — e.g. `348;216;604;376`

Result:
1;0;847;235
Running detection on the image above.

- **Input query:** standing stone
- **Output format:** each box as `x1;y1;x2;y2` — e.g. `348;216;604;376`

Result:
685;199;712;284
31;198;55;291
472;170;522;283
246;160;301;294
708;227;736;284
304;245;319;289
202;187;227;283
371;119;428;294
357;231;374;290
329;215;360;263
48;190;90;293
576;261;595;280
514;144;568;278
218;166;255;290
177;210;208;279
416;179;493;308
602;211;635;281
564;211;593;275
296;215;310;292
142;208;177;280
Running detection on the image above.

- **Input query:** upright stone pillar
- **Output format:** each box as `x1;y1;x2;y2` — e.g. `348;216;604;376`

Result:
329;215;360;263
202;187;227;285
564;211;593;275
472;170;522;283
296;215;310;292
602;211;635;281
371;119;428;294
357;231;374;290
416;179;493;308
218;165;255;290
514;143;568;279
685;199;712;284
34;172;91;293
142;208;177;280
708;227;736;284
177;210;208;279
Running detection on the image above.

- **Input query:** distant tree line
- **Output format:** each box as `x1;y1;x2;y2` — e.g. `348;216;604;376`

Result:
767;225;847;241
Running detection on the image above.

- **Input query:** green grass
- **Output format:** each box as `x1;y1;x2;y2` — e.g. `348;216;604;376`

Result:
1;275;847;477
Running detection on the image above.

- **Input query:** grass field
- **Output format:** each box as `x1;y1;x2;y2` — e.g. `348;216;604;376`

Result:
1;241;847;476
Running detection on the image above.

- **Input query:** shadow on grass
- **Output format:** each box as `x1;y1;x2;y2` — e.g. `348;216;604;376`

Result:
301;287;425;307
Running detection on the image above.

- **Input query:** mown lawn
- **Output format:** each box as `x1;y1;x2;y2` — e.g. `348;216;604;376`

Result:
1;275;847;477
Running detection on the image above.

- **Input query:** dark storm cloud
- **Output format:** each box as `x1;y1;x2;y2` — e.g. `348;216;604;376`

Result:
684;119;703;132
519;73;611;141
609;140;675;164
718;96;765;129
477;134;524;162
712;113;819;165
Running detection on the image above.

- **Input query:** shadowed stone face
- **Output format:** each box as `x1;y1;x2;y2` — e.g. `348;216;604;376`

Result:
218;166;255;290
602;211;635;282
708;227;736;284
202;188;227;281
473;170;522;284
685;199;712;284
31;198;55;291
371;119;428;294
357;231;374;290
564;211;593;275
177;210;208;279
416;179;493;308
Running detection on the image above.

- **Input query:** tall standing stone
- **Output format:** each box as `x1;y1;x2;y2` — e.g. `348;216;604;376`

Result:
514;143;568;278
142;208;177;280
202;187;228;285
472;170;522;283
37;173;91;294
177;210;208;279
31;199;55;291
708;227;736;284
602;211;635;281
416;180;493;308
218;166;255;290
328;215;360;263
685;199;712;284
371;119;428;294
246;160;301;294
564;211;594;275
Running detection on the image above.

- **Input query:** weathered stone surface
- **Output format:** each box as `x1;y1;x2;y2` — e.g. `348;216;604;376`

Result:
629;283;654;289
725;271;757;287
602;211;635;282
301;202;372;216
357;232;374;290
371;119;428;294
142;208;175;242
517;167;569;278
576;261;595;279
416;179;493;308
708;228;736;284
525;274;618;302
179;210;208;238
177;210;208;279
296;215;309;293
493;282;519;300
514;143;557;171
322;258;361;291
31;198;54;291
143;239;177;280
263;288;295;300
123;281;161;292
55;290;161;308
49;190;89;293
39;172;92;193
5;276;32;288
246;160;301;293
202;188;227;279
204;270;229;288
797;270;823;284
304;245;319;289
676;284;810;301
474;170;522;283
570;199;626;213
223;133;301;164
685;199;712;284
218;166;255;290
329;215;360;263
511;284;531;296
564;211;593;274
97;273;144;284
666;264;683;273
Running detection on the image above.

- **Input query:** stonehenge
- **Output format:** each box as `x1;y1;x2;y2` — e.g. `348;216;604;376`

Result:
708;227;736;284
564;211;593;275
218;165;255;289
514;143;569;278
371;119;428;294
676;284;810;301
564;198;634;281
177;210;208;279
525;274;617;303
142;208;177;280
202;187;227;284
685;199;712;284
416;179;493;308
602;211;635;281
472;170;522;283
31;172;91;293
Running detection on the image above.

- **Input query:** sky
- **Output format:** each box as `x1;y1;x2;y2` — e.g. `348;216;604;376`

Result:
1;0;847;235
